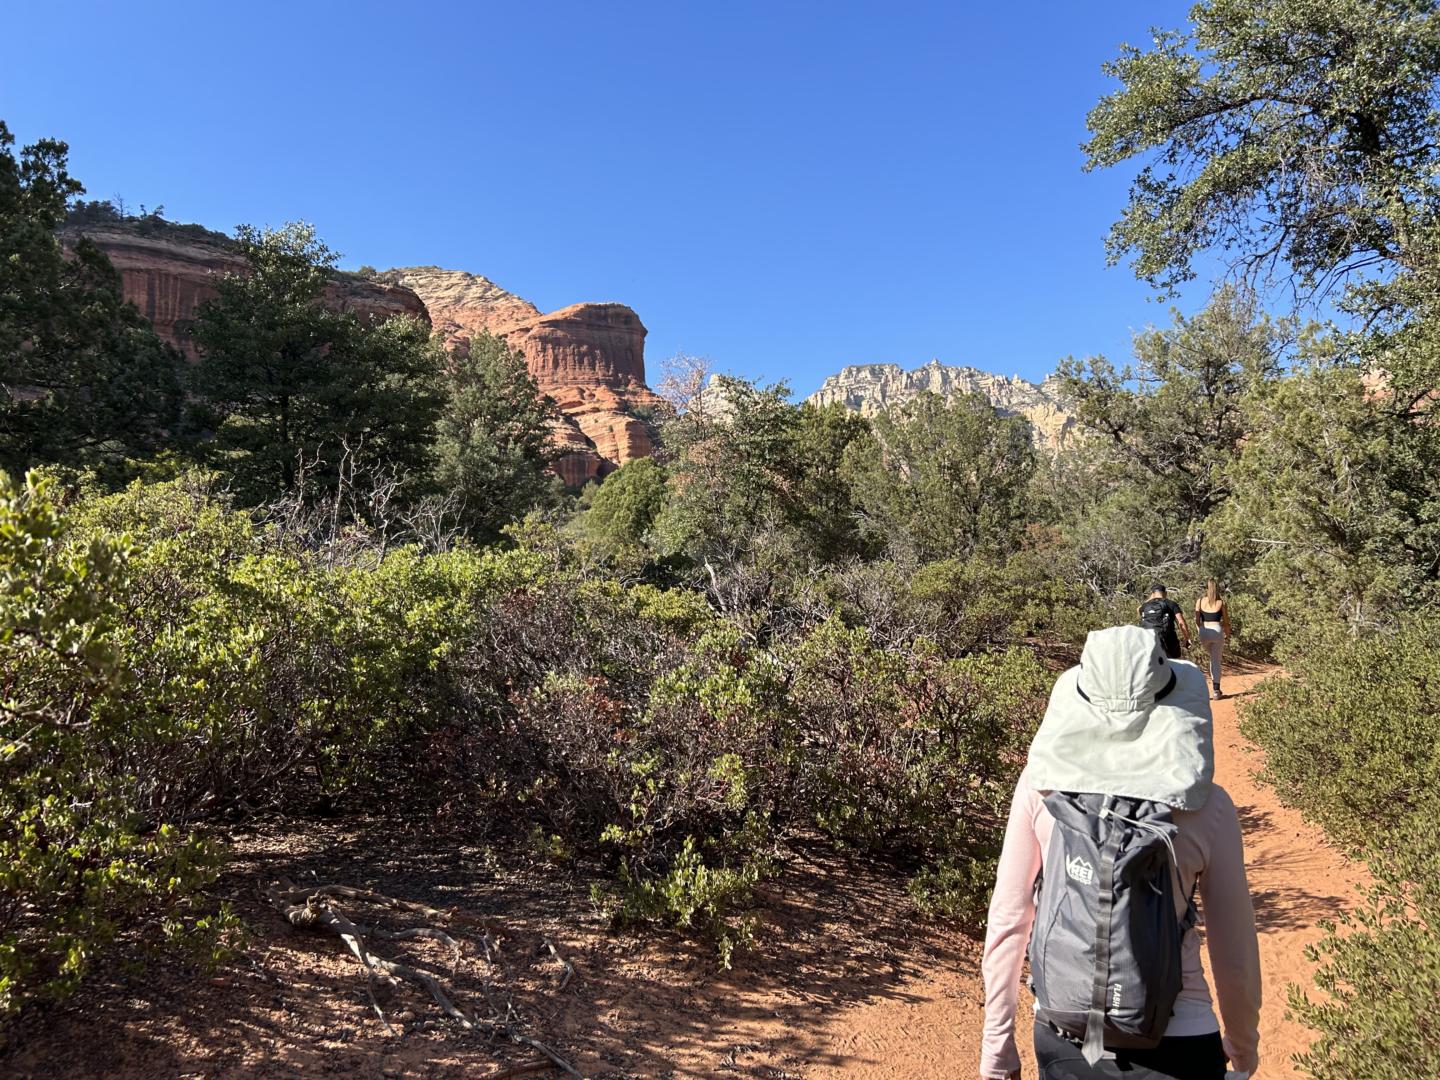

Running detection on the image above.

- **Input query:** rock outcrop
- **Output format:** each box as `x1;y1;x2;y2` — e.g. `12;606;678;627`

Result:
807;360;1078;450
59;229;662;487
62;223;428;359
379;268;661;486
372;266;542;344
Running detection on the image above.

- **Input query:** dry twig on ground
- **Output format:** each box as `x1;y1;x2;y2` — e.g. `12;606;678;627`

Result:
263;879;581;1078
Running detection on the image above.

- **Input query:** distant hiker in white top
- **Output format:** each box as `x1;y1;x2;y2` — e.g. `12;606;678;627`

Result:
1194;580;1230;700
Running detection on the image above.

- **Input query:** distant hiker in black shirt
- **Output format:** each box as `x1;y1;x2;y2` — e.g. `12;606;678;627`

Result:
1138;584;1190;660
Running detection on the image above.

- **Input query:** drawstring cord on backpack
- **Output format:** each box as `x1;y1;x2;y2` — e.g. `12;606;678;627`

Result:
1097;805;1191;910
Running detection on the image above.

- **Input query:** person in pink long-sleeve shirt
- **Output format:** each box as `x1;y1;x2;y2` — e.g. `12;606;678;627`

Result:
979;625;1262;1080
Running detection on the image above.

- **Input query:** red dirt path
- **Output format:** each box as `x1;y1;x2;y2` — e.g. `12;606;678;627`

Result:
798;665;1367;1079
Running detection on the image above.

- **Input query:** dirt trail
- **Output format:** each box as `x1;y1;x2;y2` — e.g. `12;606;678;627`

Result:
800;665;1367;1079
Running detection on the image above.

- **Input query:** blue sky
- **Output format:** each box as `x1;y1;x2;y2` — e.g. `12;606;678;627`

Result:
3;0;1203;396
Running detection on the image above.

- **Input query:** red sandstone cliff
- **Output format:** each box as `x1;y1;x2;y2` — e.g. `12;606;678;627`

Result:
378;268;661;486
61;224;428;358
63;225;661;487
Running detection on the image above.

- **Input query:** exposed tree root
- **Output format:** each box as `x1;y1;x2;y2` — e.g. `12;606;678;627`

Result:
264;879;581;1078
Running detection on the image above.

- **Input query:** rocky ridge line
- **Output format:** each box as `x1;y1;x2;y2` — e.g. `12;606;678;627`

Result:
807;359;1077;449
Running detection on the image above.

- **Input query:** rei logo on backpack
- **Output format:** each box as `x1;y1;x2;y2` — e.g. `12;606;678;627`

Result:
1029;791;1197;1066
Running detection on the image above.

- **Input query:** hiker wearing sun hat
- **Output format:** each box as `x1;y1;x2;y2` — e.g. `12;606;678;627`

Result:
979;626;1261;1080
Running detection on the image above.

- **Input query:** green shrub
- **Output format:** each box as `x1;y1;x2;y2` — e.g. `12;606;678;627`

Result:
0;473;220;1018
157;901;249;977
592;835;765;969
1241;620;1440;1077
1240;620;1440;851
1289;800;1440;1080
907;855;996;926
0;465;1058;1010
781;618;1043;857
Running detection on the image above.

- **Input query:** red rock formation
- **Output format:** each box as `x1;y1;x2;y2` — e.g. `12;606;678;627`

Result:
61;224;428;359
58;229;659;487
518;303;648;389
373;267;541;345
324;275;429;328
382;268;661;485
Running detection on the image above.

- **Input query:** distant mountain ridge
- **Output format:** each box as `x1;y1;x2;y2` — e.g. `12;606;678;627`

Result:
807;360;1077;449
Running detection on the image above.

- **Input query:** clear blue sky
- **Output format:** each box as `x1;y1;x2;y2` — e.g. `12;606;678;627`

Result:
4;0;1203;396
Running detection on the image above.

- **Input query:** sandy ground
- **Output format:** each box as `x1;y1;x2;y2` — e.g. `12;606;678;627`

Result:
2;664;1365;1079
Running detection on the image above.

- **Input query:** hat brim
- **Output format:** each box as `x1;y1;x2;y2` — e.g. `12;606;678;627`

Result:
1027;661;1214;810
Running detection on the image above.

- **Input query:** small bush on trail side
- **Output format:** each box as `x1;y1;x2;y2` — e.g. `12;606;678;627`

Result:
1288;801;1440;1080
1241;623;1440;1078
1240;621;1440;852
592;836;766;970
907;856;996;924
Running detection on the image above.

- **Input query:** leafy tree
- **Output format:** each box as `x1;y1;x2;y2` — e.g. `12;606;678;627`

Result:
844;391;1035;564
0;121;183;475
655;377;874;578
1208;359;1440;634
432;331;563;542
1085;0;1440;302
189;223;443;503
584;457;670;549
655;377;805;569
1055;288;1288;567
792;403;878;563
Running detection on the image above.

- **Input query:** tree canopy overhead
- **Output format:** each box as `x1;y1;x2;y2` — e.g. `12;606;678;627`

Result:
1085;0;1440;301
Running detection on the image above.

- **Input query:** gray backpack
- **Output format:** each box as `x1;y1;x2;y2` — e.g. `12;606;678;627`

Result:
1029;791;1197;1065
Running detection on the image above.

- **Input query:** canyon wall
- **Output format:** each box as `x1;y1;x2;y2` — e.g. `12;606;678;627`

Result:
62;224;428;358
379;268;661;486
63;226;661;486
807;359;1077;450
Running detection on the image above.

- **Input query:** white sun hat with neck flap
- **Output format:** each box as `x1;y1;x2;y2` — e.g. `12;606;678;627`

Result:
1027;624;1214;810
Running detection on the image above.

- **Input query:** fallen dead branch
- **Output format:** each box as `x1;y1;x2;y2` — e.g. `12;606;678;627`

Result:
264;879;581;1078
486;1061;557;1080
542;937;576;992
268;882;505;934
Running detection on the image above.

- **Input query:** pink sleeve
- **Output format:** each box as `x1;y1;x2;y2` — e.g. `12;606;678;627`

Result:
979;772;1043;1079
1199;787;1262;1074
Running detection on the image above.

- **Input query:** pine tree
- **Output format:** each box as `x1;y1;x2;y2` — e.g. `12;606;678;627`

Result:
0;121;183;476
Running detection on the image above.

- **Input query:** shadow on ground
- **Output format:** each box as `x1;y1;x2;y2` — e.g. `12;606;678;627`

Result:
0;818;978;1079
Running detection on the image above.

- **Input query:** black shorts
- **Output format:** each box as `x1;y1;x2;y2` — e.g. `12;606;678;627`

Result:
1033;1021;1228;1080
1159;631;1182;659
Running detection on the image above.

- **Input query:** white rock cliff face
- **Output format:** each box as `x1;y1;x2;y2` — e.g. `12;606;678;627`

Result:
807;360;1077;450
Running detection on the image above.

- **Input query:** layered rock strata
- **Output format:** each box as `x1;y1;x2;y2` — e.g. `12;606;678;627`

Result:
379;268;661;486
808;359;1077;450
61;228;661;486
62;224;428;359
